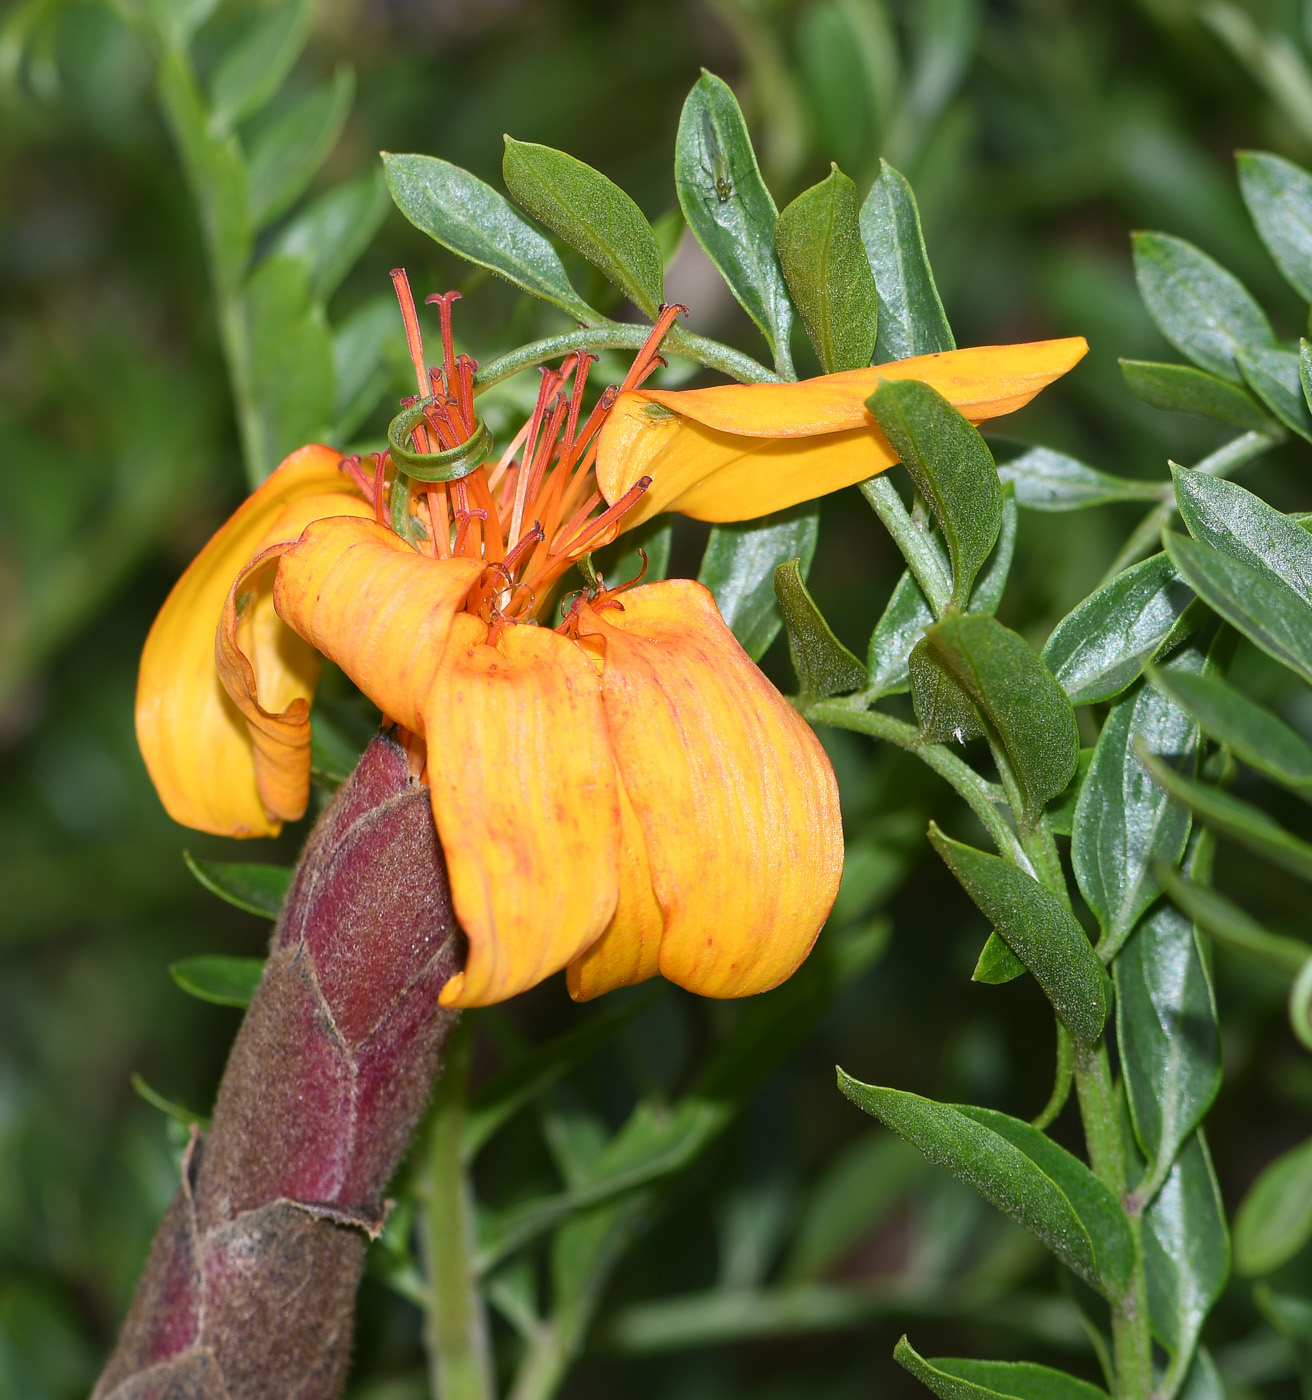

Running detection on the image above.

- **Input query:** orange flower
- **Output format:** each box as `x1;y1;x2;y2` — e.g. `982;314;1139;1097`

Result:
136;276;1084;1007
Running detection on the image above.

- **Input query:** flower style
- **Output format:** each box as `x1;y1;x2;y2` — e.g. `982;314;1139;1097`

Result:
137;272;1085;1009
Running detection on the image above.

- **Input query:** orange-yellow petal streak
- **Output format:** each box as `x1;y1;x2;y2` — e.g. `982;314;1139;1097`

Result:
577;579;843;997
429;615;622;1008
135;445;372;837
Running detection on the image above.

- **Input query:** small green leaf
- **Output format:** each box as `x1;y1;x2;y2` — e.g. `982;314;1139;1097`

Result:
1131;231;1274;382
1148;666;1312;797
1043;553;1198;706
503;137;664;319
929;825;1109;1044
383;153;594;320
1116;907;1219;1173
775;163;878;372
1144;1132;1229;1362
131;1072;208;1130
271;168;390;302
836;1077;1133;1298
1159;864;1309;972
797;0;890;182
868;379;1003;608
331;293;398;440
861;160;955;362
208;0;312;134
169;954;266;1008
926;614;1080;821
698;504;819;661
893;1335;1110;1400
1119;359;1275;430
775;560;866;704
246;65;354;230
1235;1137;1312;1275
1238;345;1312;441
1073;673;1198;951
972;933;1026;985
995;446;1163;512
674;71;793;364
910;637;984;744
1256;1286;1312;1396
184;851;292;917
1237;149;1312;301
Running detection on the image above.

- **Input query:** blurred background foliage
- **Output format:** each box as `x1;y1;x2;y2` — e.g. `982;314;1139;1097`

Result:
7;0;1312;1396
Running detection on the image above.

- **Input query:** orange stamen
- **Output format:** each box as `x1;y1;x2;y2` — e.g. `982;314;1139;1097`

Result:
428;487;451;560
392;270;431;400
555;477;651;558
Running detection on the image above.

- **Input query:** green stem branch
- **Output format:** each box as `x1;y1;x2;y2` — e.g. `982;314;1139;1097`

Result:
859;476;953;616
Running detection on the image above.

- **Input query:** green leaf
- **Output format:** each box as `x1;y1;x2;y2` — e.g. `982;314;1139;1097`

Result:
1116;907;1219;1172
868;379;1003;607
183;851;292;917
910;637;984;744
774;163;878;372
1237;149;1312;301
797;0;891;181
247;65;354;230
929;825;1109;1043
169;954;266;1008
502;137;664;319
1164;530;1312;689
1119;359;1275;430
1073;673;1198;950
674;71;793;363
1238;344;1312;441
1158;865;1309;974
1178;1349;1224;1400
698;504;819;660
972;933;1026;985
894;1336;1109;1400
1048;748;1094;838
969;492;1018;617
775;559;866;704
331;293;398;440
1144;1132;1228;1362
1148;666;1312;797
995;446;1163;512
1235;1137;1312;1275
130;1072;208;1130
861;159;955;362
1131;231;1274;382
1256;1286;1312;1396
270;168;390;301
836;1077;1133;1298
383;154;594;320
1043;553;1198;706
208;0;312;134
926;614;1080;821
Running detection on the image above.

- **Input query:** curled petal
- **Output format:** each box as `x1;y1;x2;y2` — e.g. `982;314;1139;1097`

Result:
596;338;1088;524
428;616;621;1008
273;518;482;734
136;445;372;837
577;579;843;998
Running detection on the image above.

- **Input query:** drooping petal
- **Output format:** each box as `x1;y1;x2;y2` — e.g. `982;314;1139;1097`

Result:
596;338;1088;524
273;517;482;733
136;445;372;837
577;579;843;998
426;615;621;1008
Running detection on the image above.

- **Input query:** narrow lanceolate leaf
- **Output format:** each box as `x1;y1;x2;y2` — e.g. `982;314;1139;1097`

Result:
995;446;1163;512
1159;865;1309;974
674;71;793;363
1043;553;1197;706
271;169;390;302
775;560;866;704
246;66;354;229
893;1336;1110;1400
1237;150;1312;301
1137;747;1312;882
503;137;664;319
868;379;1003;608
930;825;1109;1044
698;504;819;661
1148;666;1312;798
1234;1136;1312;1276
384;154;595;320
184;852;293;918
836;1077;1134;1299
1131;232;1274;382
1164;530;1312;688
860;159;955;362
1115;906;1219;1172
1144;1132;1229;1362
1073;673;1199;951
1120;359;1276;431
207;0;312;134
169;954;266;1008
774;164;879;372
926;614;1080;821
1238;345;1312;441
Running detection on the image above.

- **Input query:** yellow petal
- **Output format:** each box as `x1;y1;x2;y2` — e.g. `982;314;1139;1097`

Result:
596;337;1088;524
430;616;622;1008
577;579;843;998
135;445;372;837
274;517;483;733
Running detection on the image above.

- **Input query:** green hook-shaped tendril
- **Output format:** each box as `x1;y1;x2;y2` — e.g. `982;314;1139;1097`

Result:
387;401;494;483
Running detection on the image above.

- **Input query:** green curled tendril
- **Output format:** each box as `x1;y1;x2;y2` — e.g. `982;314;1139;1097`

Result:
387;401;494;482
